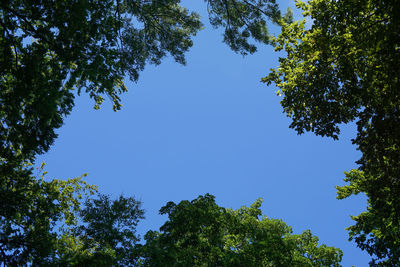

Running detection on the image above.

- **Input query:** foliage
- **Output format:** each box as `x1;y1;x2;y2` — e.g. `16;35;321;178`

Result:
139;194;342;266
0;1;296;265
0;159;145;266
0;0;202;161
0;0;288;163
0;161;97;265
205;0;292;54
263;0;400;264
62;194;145;266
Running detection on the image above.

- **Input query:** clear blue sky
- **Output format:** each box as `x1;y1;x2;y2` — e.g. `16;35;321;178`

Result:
38;1;370;265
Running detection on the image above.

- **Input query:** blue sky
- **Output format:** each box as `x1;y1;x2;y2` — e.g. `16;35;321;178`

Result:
38;1;370;265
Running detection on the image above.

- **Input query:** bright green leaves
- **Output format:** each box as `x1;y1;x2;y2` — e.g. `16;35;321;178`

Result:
289;230;343;267
0;158;145;266
140;194;342;266
336;170;367;200
337;168;400;265
50;173;98;226
264;0;400;141
263;0;400;264
2;1;356;265
0;161;97;265
263;1;361;139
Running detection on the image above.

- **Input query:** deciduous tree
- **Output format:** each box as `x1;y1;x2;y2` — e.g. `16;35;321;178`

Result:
0;162;97;265
139;194;342;266
65;194;145;266
263;0;400;264
0;0;285;162
0;2;286;264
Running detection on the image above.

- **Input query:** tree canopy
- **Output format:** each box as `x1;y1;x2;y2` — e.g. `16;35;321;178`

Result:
1;160;145;266
263;0;400;264
0;0;286;163
0;1;294;265
4;0;399;265
139;194;342;266
0;163;97;265
57;194;144;266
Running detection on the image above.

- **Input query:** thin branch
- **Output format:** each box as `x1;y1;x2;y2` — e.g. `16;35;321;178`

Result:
222;0;232;30
2;5;60;53
242;0;271;18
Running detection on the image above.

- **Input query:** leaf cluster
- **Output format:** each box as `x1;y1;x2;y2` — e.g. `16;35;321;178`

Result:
0;161;97;265
263;0;400;264
0;0;288;163
205;0;285;55
139;194;342;266
0;0;204;162
56;194;144;266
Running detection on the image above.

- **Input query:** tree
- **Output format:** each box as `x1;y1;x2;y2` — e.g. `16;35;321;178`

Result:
0;0;202;162
61;194;145;266
0;0;287;163
263;0;400;264
0;1;291;265
0;160;145;266
0;162;97;265
139;194;343;266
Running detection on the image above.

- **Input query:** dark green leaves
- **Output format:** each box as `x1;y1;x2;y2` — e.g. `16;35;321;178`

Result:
0;162;96;265
1;0;285;163
206;0;282;55
263;0;400;264
60;194;145;266
140;194;343;266
0;0;203;161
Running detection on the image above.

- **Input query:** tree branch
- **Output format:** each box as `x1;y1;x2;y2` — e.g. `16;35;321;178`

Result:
0;18;19;70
